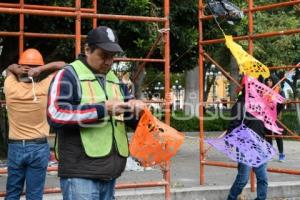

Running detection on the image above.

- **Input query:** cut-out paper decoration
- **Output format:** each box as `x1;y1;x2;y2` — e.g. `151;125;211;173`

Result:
245;76;285;134
130;108;185;167
225;35;270;79
206;124;276;167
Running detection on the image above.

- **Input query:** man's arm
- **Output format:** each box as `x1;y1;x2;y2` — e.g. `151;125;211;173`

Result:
6;64;29;77
47;68;106;128
6;61;66;78
28;61;66;77
47;69;129;128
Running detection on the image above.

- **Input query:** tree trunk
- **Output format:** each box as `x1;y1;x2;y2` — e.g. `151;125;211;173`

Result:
133;68;145;99
184;65;216;116
293;70;300;129
184;66;200;116
229;56;239;101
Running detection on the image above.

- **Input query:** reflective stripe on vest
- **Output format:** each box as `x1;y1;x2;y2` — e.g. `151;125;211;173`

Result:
71;60;129;158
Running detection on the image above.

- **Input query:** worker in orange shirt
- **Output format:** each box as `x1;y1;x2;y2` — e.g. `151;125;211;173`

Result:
4;48;65;200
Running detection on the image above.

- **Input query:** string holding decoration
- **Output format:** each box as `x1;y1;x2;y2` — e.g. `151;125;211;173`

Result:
206;124;276;167
129;108;185;167
224;35;270;79
245;76;285;134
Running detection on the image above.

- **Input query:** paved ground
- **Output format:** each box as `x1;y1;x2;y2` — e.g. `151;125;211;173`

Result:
118;132;300;188
0;132;300;199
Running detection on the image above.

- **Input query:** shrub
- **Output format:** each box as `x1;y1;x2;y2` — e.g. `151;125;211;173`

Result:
281;111;300;133
170;110;300;133
170;111;230;132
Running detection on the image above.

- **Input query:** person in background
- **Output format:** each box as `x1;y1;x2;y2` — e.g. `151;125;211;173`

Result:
4;48;65;200
227;78;268;200
265;76;285;162
47;26;145;200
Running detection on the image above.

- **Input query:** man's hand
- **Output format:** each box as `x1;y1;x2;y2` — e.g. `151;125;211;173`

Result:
105;100;130;116
7;64;30;76
128;99;146;116
28;67;42;77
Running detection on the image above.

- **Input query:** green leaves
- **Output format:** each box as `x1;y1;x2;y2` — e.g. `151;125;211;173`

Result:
169;0;198;72
250;6;300;66
0;0;298;74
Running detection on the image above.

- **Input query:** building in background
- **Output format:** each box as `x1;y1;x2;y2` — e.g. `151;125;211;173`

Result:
206;72;230;109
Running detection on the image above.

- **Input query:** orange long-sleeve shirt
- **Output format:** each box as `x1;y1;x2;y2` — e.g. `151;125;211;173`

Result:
4;74;53;140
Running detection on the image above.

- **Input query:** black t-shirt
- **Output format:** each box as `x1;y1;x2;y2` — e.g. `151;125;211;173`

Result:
227;88;265;138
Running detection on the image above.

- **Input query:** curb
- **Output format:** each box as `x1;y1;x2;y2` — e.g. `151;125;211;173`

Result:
12;181;300;200
115;181;300;200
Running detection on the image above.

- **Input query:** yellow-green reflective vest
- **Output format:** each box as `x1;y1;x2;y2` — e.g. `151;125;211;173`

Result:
70;60;129;158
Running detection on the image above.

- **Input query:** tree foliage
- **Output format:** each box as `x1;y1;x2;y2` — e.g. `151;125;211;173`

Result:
0;0;161;72
168;0;198;72
0;0;299;84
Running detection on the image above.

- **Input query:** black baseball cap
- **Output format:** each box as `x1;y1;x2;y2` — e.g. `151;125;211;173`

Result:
86;26;123;53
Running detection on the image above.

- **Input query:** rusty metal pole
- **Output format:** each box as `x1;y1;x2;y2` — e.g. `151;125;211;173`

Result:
19;0;24;56
204;53;242;89
248;1;254;55
132;34;163;82
163;0;171;199
164;2;170;126
75;0;81;57
198;0;205;185
248;0;256;193
269;65;300;70
0;7;166;22
92;0;97;28
200;28;300;45
0;3;94;12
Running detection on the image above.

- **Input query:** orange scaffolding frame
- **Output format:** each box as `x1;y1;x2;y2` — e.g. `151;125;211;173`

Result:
1;0;300;199
198;0;300;192
0;0;172;199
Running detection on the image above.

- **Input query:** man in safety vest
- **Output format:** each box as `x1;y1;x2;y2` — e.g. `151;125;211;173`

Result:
4;48;65;200
47;26;145;200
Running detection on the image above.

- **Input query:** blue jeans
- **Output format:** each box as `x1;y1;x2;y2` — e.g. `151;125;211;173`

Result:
227;163;268;200
60;178;116;200
5;142;50;200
